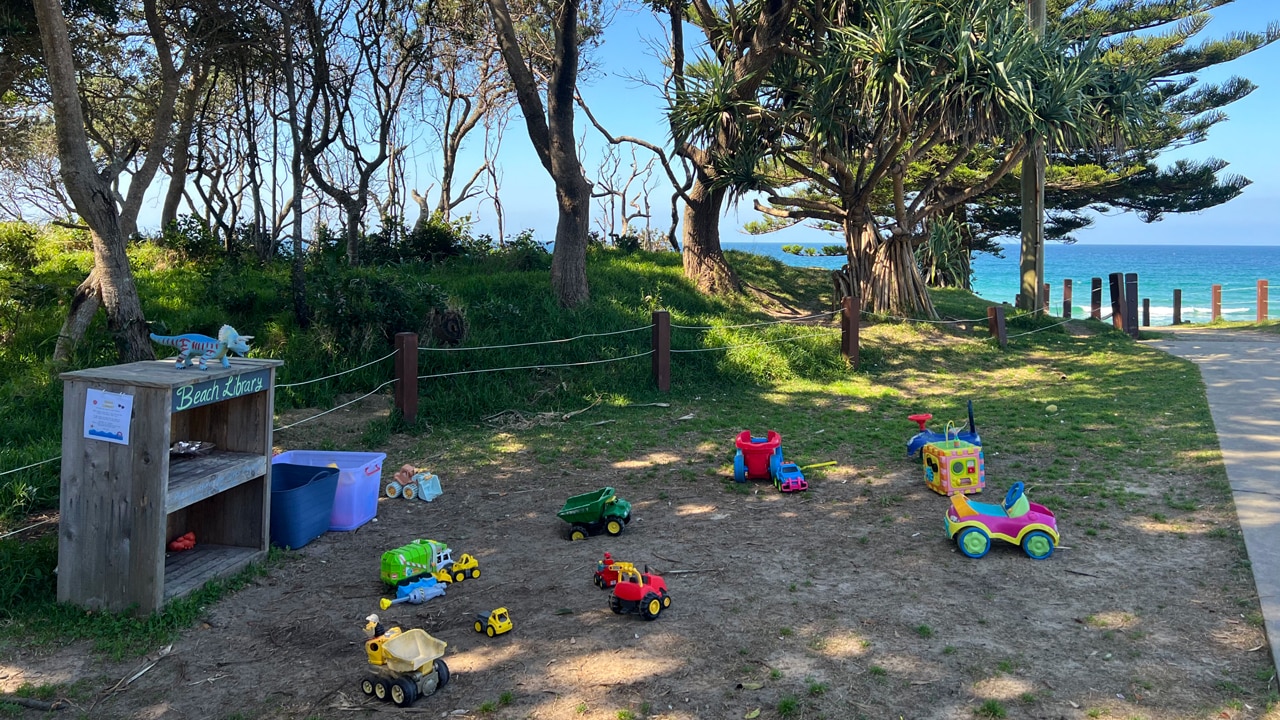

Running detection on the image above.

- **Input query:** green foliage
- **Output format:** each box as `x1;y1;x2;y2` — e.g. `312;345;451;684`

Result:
155;216;221;259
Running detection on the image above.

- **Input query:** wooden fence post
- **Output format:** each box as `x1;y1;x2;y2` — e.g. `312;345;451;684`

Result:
1173;289;1182;325
1041;283;1050;316
1124;273;1139;338
987;306;1008;349
1212;284;1222;322
1142;298;1150;328
394;332;418;423
841;296;859;369
1259;280;1269;323
1108;273;1124;329
1091;277;1102;320
1063;279;1072;319
652;310;670;392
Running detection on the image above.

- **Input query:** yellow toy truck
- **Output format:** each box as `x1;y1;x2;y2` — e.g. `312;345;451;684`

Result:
360;614;450;707
473;607;513;637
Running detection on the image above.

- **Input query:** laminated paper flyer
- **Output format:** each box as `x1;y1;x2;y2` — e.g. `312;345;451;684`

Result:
84;388;133;445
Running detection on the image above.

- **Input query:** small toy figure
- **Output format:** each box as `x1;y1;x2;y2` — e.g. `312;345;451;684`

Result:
945;481;1059;560
473;608;513;637
906;400;981;458
609;564;671;620
150;325;253;370
732;431;808;492
594;552;622;589
557;487;632;540
386;464;442;501
360;615;450;707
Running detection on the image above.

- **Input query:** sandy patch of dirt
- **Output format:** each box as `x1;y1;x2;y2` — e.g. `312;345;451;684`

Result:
2;404;1273;720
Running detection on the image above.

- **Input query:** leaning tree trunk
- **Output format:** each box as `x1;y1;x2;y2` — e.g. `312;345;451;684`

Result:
52;268;102;363
868;234;937;319
681;176;741;295
35;0;153;363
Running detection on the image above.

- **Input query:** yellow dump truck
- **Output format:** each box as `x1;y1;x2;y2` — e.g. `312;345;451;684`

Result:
360;615;450;707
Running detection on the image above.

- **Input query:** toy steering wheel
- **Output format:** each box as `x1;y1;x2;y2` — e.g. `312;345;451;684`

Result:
1004;482;1025;512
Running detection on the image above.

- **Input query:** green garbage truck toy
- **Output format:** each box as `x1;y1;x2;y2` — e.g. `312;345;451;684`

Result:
557;487;632;541
381;539;473;586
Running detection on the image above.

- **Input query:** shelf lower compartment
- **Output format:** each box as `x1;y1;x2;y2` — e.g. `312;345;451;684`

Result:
163;543;265;602
167;451;267;513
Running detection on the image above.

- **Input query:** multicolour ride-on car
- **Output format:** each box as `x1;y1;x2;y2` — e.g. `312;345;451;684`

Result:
945;482;1059;560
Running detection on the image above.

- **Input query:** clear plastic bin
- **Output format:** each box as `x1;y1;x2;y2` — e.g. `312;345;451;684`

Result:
272;450;385;531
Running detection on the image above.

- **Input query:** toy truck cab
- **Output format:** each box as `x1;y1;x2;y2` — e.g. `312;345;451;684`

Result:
473;607;513;637
609;565;671;620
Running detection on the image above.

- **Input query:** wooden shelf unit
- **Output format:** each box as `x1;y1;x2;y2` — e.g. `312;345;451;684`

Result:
58;357;282;614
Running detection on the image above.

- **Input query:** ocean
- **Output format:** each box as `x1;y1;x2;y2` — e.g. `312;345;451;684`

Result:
722;241;1280;326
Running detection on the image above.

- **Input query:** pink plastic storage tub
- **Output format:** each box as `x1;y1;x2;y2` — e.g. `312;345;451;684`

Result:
272;450;385;531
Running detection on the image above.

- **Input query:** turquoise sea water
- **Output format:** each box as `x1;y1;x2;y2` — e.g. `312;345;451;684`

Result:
722;241;1280;326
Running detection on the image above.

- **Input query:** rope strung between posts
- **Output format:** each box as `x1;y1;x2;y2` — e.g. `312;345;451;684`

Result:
670;331;836;353
276;350;399;389
671;310;838;330
418;325;653;352
417;350;654;380
274;378;399;432
0;455;61;479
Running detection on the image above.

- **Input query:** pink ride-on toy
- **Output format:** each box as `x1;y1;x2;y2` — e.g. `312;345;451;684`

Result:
733;431;808;492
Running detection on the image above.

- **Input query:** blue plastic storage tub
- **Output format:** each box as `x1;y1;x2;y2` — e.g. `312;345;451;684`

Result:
270;463;339;549
271;450;385;531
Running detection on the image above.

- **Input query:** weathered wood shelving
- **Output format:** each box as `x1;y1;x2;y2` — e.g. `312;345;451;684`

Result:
58;357;282;614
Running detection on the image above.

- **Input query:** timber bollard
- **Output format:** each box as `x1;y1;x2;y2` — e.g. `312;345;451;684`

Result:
987;306;1008;349
1063;279;1072;319
1212;285;1221;322
1091;277;1102;320
1108;273;1124;330
1124;273;1139;338
1042;283;1050;316
1173;289;1182;325
1259;280;1270;322
1142;299;1150;328
841;296;859;369
652;310;670;392
394;332;419;423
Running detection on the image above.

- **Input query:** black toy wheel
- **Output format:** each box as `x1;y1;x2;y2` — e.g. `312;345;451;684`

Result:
605;519;624;536
391;678;418;707
360;677;376;696
569;525;589;541
434;658;451;688
642;594;662;620
609;595;623;614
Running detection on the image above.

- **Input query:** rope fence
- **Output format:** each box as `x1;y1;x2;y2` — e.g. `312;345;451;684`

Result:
7;274;1266;483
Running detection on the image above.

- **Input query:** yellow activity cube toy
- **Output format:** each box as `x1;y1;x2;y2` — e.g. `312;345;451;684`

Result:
923;439;984;496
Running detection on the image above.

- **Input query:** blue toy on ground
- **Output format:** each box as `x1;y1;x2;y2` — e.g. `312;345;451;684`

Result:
906;400;981;458
379;576;446;610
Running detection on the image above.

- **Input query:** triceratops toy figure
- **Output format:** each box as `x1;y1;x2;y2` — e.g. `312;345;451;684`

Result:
150;325;253;370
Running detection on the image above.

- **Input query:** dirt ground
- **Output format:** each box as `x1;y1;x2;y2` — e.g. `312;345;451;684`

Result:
2;396;1276;720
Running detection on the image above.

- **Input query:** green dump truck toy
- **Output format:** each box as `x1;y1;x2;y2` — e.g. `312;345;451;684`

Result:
381;539;480;587
557;487;632;541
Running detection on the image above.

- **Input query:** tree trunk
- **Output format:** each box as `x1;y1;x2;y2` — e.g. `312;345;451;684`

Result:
52;268;102;363
551;174;591;306
681;177;740;294
34;0;153;363
868;235;937;319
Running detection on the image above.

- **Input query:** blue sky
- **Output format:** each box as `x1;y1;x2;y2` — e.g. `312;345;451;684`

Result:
434;0;1280;247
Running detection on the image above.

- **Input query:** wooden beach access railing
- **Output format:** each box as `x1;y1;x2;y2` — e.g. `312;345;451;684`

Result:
1023;275;1272;339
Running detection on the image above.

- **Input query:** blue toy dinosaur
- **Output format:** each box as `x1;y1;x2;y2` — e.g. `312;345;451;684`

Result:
150;325;253;370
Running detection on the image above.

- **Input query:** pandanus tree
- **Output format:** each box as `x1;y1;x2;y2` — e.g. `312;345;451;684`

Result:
684;0;1157;317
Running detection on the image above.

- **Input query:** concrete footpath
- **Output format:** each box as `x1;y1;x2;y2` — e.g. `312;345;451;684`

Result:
1145;328;1280;668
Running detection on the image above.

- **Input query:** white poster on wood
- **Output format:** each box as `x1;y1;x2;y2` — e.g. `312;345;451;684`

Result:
83;388;133;445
